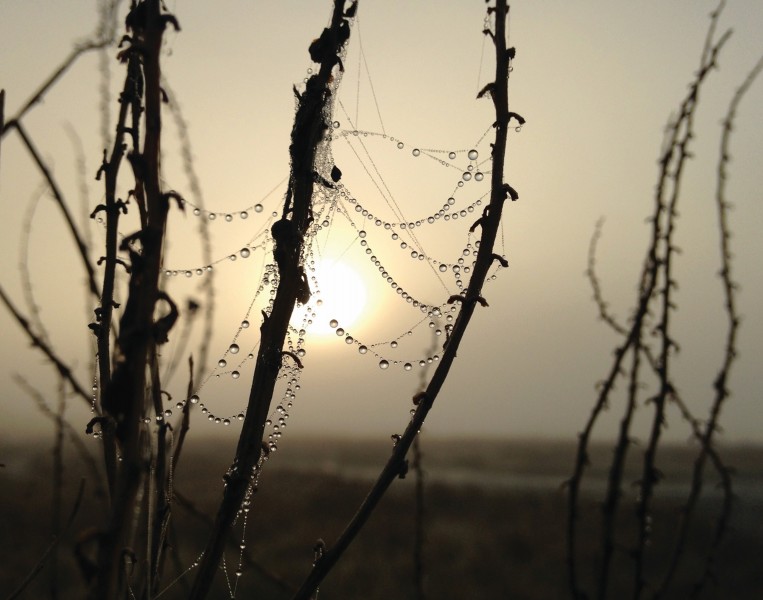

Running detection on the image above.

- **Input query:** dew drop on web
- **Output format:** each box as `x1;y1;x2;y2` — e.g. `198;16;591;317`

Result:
468;149;479;160
229;344;240;354
379;359;389;370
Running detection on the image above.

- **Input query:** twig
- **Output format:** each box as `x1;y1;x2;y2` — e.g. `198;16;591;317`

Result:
6;120;99;298
567;5;733;598
93;3;180;597
1;41;112;140
656;51;763;600
634;21;731;599
0;285;92;405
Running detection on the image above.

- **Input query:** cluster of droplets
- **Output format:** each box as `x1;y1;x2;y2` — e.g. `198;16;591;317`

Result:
162;224;274;278
326;305;456;371
185;199;266;222
355;223;484;294
335;125;494;180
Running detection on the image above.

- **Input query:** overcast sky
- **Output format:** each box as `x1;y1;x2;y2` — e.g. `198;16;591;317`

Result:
1;1;762;448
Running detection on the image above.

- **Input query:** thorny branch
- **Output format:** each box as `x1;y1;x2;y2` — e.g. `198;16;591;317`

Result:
565;3;746;599
656;51;763;600
293;1;517;597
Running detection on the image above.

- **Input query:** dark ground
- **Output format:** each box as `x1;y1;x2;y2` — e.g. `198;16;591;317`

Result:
1;437;761;599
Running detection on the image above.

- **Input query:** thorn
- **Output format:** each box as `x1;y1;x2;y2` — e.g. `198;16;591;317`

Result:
469;217;484;233
281;351;304;369
491;253;509;268
502;183;519;201
477;82;495;99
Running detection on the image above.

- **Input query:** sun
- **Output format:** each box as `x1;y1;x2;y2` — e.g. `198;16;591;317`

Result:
293;258;368;335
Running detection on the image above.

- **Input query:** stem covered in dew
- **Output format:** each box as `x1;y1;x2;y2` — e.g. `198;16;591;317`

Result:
188;2;355;598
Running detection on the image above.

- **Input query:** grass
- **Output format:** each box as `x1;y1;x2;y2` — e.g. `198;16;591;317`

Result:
2;437;761;599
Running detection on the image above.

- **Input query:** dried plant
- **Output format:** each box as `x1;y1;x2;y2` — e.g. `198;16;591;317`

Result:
566;3;763;599
1;1;759;599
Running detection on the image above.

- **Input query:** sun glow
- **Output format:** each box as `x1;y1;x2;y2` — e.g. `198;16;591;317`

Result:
295;259;368;335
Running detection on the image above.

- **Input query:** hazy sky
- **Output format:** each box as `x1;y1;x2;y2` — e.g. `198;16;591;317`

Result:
1;1;762;447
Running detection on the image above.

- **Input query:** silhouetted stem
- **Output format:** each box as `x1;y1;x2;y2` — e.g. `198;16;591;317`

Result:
8;121;99;298
655;51;763;600
93;2;174;596
633;25;730;600
293;2;514;597
0;284;92;404
0;41;112;140
188;2;353;598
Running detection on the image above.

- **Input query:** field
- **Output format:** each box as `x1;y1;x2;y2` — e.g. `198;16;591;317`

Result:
2;437;761;599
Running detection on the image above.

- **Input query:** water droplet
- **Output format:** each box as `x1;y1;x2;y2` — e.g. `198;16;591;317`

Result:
345;336;354;344
358;230;367;238
391;340;398;349
254;203;264;213
241;320;250;328
358;345;368;354
468;149;479;160
225;214;233;222
412;148;421;157
218;359;227;367
237;413;245;421
404;363;412;371
231;371;240;379
333;120;340;129
190;394;199;404
462;172;472;181
240;248;251;258
475;172;484;181
164;409;172;417
336;327;345;336
229;344;240;354
397;141;404;149
240;211;249;219
223;418;231;425
379;359;390;370
329;319;339;328
448;151;456;160
193;208;201;216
